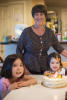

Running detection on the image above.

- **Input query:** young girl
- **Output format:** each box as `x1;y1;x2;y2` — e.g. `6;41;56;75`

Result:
44;52;66;76
0;54;37;98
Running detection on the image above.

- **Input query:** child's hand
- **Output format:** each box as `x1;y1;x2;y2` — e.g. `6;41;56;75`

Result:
15;76;37;87
10;81;29;88
9;82;22;91
17;81;28;87
16;80;37;87
44;71;50;76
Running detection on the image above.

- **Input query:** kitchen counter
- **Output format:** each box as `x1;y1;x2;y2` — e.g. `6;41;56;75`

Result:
0;41;67;45
60;41;67;44
0;40;67;45
0;41;17;45
0;41;17;58
0;41;67;61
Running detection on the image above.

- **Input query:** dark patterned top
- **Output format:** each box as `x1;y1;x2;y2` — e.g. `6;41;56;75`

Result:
16;26;64;74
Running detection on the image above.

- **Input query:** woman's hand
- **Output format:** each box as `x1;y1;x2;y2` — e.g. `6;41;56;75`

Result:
61;49;67;57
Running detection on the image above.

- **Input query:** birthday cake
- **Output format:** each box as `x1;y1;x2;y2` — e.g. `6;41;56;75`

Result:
42;72;67;88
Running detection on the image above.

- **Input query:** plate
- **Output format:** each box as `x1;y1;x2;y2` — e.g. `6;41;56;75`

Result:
41;81;67;89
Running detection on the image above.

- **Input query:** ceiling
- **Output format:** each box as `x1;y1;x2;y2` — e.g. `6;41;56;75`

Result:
0;0;67;7
0;0;18;3
45;0;67;7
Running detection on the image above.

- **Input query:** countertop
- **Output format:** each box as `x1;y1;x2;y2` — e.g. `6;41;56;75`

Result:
0;40;67;45
0;41;17;45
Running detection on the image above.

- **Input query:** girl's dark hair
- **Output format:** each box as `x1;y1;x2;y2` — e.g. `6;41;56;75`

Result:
1;54;25;79
48;52;62;69
32;4;47;18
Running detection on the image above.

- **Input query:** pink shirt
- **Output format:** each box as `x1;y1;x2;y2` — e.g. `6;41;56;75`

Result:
0;77;10;97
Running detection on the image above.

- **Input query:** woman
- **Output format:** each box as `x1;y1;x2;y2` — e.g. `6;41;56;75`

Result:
16;4;67;74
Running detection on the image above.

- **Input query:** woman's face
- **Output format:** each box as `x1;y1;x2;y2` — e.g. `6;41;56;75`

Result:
33;12;46;26
12;58;24;79
49;57;60;72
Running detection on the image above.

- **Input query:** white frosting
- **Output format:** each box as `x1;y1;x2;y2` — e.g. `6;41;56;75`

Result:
43;76;67;88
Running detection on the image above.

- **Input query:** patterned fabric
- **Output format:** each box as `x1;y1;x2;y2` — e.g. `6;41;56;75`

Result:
16;26;64;74
0;78;10;98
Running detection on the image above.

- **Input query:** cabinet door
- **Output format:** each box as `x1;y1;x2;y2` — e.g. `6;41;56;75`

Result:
0;2;25;38
0;2;25;58
61;9;67;33
0;6;7;38
7;3;24;35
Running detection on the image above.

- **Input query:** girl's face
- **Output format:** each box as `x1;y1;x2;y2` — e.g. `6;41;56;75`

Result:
49;57;60;72
12;58;24;79
34;12;46;26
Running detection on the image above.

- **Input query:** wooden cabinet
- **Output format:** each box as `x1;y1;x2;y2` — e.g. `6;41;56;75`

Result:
61;9;67;33
0;2;27;37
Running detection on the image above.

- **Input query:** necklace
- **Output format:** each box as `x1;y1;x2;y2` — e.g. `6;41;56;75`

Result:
32;25;45;36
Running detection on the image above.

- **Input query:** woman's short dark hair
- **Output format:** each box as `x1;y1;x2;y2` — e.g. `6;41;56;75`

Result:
1;54;25;79
32;4;47;18
48;52;63;69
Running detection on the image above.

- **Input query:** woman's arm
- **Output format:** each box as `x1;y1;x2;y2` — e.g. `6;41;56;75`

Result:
61;49;67;57
16;29;26;55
